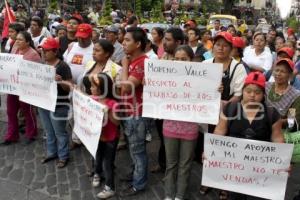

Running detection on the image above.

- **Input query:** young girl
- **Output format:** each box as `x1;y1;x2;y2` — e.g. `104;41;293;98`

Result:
89;72;119;199
163;45;199;200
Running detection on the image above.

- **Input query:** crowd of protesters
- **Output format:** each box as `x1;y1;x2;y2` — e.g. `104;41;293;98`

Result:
1;2;300;200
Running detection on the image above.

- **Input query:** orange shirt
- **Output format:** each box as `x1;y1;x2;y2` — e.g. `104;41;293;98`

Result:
204;40;213;50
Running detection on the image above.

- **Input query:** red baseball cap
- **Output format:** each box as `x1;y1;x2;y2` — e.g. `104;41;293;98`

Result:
75;23;93;38
287;28;294;36
244;72;266;89
39;37;60;50
276;58;295;71
277;47;295;59
232;37;245;48
72;14;83;23
214;31;233;44
185;20;196;28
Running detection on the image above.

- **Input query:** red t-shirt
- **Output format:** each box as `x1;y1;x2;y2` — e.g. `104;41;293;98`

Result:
101;99;119;142
122;54;148;117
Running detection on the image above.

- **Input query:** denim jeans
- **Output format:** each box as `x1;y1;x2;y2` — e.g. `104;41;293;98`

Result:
123;117;148;190
95;139;118;190
38;106;70;160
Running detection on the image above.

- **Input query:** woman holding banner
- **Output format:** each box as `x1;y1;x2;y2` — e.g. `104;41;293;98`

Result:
38;38;73;168
200;32;248;197
163;45;200;200
202;72;284;199
1;31;41;145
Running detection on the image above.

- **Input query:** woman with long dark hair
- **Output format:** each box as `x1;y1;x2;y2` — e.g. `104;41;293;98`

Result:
1;31;41;145
151;27;165;58
163;45;199;200
80;39;121;95
90;72;120;199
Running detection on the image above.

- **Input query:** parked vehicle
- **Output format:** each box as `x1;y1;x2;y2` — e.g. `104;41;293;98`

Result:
206;15;238;30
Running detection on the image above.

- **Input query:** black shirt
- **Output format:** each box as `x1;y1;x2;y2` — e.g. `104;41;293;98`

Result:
224;102;280;141
55;60;72;106
213;58;233;101
58;36;77;59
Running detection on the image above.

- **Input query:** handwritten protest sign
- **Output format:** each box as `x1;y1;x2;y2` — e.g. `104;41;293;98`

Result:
0;53;22;95
72;90;106;159
202;134;293;200
142;59;222;124
19;60;57;111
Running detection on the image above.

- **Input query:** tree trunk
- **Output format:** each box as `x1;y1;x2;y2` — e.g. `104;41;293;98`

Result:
223;0;234;14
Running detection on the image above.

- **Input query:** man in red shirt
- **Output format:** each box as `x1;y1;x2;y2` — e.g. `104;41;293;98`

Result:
119;27;149;197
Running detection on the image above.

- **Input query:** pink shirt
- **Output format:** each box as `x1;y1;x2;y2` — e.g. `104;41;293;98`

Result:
91;96;119;142
101;99;119;142
12;47;41;63
163;120;199;140
157;44;165;59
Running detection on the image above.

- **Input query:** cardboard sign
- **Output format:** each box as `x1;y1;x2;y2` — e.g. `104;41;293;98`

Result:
202;134;293;200
142;59;222;124
19;60;57;111
72;90;106;159
0;53;22;95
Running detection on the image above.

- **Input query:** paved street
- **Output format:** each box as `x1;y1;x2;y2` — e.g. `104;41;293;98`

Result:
0;108;299;200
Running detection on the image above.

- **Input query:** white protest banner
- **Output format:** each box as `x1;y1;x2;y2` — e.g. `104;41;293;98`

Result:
0;53;22;95
202;133;293;200
19;60;57;111
142;59;222;124
72;89;106;159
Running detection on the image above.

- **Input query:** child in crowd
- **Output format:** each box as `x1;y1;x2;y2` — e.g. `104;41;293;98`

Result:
89;72;120;199
163;45;199;200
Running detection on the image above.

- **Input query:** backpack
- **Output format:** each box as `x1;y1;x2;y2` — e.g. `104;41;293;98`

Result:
226;102;274;136
222;62;239;100
240;60;251;74
38;35;45;46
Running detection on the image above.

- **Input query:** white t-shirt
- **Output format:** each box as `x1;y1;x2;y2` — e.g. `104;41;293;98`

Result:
191;46;197;54
4;38;13;52
63;42;94;84
32;34;47;48
242;46;273;72
29;27;52;48
50;21;60;36
211;29;221;38
146;49;158;59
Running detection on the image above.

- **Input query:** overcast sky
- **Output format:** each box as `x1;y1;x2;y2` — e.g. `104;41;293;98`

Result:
276;0;292;18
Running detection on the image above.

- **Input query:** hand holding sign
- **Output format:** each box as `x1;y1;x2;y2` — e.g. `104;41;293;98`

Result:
19;60;57;112
55;74;62;82
72;89;107;158
202;134;293;200
142;59;223;124
0;53;22;95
